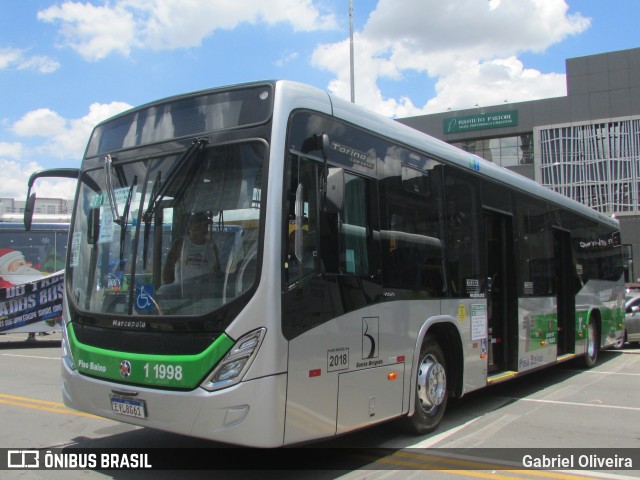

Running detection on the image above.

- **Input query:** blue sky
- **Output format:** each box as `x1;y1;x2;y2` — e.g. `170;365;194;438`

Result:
1;0;639;200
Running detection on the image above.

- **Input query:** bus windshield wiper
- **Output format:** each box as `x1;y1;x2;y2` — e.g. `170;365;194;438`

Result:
141;171;161;270
104;154;123;224
141;137;208;268
119;177;137;267
142;137;209;223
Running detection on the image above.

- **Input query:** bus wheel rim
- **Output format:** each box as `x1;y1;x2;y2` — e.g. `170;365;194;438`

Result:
417;354;446;413
587;323;596;357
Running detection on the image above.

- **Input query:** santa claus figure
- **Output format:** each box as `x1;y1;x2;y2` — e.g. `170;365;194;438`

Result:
0;248;43;288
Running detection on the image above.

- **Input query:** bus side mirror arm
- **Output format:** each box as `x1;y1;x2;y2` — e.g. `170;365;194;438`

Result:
24;168;80;231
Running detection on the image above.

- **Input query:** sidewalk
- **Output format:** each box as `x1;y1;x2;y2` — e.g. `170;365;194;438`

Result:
0;330;62;347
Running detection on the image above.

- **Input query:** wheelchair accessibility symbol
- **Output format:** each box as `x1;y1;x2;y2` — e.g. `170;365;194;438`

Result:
135;284;155;313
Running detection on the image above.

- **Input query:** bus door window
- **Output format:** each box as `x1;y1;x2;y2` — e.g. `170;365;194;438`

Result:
284;154;319;287
483;209;516;372
443;168;482;298
341;174;369;275
317;171;374;278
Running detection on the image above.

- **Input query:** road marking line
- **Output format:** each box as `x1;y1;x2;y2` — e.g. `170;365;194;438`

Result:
406;417;482;448
519;397;640;412
580;371;640;376
0;393;63;407
0;393;101;419
1;353;59;360
357;451;601;479
393;450;593;478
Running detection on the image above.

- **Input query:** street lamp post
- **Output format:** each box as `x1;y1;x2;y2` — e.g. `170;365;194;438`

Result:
349;0;355;103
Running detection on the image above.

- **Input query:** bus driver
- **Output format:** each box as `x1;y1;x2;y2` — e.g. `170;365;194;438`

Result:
162;212;221;286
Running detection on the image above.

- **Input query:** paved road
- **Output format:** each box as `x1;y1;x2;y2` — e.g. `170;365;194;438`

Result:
1;331;639;479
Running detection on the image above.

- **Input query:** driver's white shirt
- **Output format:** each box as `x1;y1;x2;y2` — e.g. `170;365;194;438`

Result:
176;236;217;282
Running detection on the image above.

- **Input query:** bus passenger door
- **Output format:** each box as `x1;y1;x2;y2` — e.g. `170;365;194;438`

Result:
484;210;517;373
554;228;575;355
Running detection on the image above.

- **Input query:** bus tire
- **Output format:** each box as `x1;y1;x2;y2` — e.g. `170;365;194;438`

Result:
403;334;448;435
580;321;598;368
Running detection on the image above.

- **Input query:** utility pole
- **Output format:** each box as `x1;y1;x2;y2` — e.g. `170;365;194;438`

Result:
349;0;355;103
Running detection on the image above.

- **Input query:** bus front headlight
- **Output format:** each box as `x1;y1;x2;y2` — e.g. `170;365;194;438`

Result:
200;328;266;392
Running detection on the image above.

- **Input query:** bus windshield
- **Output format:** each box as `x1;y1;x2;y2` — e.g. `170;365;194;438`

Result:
68;141;265;319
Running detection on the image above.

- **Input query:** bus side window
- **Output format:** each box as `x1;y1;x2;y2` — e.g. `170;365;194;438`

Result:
340;174;369;275
321;173;372;276
284;155;320;286
444;168;482;297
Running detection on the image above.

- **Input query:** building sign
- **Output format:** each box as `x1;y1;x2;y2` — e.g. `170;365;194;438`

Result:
444;110;518;134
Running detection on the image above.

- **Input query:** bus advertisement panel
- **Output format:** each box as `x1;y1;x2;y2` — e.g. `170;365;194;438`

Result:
0;223;68;333
0;271;64;333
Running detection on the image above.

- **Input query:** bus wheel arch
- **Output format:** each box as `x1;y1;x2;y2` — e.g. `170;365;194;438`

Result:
428;322;464;398
403;321;462;435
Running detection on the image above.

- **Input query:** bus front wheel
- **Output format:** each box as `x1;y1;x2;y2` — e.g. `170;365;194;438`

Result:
403;335;448;435
580;321;599;368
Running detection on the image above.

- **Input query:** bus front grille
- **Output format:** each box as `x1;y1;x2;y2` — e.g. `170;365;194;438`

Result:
72;322;218;356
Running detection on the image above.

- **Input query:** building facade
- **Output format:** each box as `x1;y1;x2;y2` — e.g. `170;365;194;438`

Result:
398;47;640;282
0;197;71;224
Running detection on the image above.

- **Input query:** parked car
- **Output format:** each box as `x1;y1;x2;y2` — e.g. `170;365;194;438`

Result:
623;295;640;346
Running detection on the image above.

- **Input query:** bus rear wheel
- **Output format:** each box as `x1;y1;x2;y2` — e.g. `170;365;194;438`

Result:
403;335;448;435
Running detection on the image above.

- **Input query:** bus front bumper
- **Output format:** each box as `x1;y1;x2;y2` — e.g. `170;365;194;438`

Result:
62;362;287;447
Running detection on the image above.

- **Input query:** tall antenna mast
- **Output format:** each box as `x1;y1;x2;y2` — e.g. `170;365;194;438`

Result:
349;0;355;103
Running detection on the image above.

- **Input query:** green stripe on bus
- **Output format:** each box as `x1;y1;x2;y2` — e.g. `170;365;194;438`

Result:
68;323;234;389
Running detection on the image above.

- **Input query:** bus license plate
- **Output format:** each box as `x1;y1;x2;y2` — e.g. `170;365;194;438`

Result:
111;396;146;419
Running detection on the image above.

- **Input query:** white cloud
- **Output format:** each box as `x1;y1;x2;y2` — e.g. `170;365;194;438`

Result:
274;51;300;67
424;57;567;113
12;102;132;160
27;177;79;201
312;0;590;116
12;109;67;137
38;0;337;61
0;156;78;200
138;0;336;50
0;159;44;200
0;47;60;73
0;142;24;160
38;2;138;61
0;48;22;69
1;102;132;199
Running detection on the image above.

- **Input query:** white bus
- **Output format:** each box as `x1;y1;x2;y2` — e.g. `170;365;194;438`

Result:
26;81;624;446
